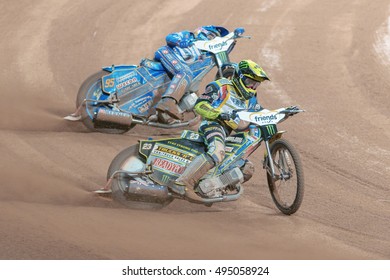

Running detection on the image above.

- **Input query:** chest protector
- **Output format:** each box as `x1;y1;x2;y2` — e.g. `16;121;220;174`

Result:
212;80;249;130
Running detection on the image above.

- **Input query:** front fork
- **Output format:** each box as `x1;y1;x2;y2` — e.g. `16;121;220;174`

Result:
262;132;285;180
263;140;276;179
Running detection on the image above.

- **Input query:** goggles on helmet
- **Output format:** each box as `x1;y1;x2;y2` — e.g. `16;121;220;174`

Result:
242;76;261;90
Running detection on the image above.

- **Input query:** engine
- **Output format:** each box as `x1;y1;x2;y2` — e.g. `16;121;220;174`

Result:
198;167;244;198
178;92;198;112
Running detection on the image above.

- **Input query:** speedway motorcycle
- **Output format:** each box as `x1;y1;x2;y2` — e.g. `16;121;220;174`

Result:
65;28;249;134
95;106;305;215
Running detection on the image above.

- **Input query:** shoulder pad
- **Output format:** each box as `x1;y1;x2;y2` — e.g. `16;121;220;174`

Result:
205;83;218;94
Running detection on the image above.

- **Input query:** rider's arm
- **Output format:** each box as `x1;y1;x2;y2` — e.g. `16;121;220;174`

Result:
166;31;194;48
194;83;222;120
194;101;221;120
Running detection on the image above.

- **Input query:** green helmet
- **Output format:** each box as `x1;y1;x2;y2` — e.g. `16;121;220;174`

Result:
232;59;270;99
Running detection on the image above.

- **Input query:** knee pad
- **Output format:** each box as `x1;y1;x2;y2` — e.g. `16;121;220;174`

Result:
207;138;226;164
162;71;193;100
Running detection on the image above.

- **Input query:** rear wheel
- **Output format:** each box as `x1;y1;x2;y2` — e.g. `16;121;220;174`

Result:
107;145;173;209
266;139;304;215
76;70;134;134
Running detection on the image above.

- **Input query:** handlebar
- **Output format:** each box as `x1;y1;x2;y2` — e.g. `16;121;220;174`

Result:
235;35;251;39
279;106;305;116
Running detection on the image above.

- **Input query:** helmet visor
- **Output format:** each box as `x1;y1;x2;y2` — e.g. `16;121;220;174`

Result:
242;76;261;90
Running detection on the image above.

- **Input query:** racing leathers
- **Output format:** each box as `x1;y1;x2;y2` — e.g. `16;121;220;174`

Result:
154;31;200;123
195;78;262;164
154;26;228;123
168;78;262;199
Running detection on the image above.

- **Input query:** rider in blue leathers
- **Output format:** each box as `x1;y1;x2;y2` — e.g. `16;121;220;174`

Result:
154;25;229;123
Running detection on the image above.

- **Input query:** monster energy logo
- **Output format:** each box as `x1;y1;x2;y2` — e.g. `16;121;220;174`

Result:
216;52;228;64
161;174;170;184
239;60;249;68
266;125;276;135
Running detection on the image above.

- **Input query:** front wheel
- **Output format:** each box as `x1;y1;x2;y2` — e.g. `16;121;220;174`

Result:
76;70;134;134
266;139;304;215
107;145;173;209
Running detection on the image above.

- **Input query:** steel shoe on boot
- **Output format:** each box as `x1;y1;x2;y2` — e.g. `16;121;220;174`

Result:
156;97;181;120
167;181;186;196
175;154;215;200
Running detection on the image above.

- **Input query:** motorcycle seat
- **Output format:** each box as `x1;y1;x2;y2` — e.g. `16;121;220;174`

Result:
140;58;165;71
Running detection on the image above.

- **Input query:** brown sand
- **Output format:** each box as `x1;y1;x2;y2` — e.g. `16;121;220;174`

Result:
0;0;389;259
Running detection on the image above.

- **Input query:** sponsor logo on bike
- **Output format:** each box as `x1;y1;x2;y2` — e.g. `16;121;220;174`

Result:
254;114;277;123
128;95;153;112
208;41;228;51
117;77;140;90
152;145;194;162
138;100;152;113
153;158;185;174
116;71;137;82
265;125;276;135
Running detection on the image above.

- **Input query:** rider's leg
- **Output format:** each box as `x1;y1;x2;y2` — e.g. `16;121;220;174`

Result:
157;72;192;120
168;154;215;196
154;46;193;121
200;123;227;165
168;122;226;198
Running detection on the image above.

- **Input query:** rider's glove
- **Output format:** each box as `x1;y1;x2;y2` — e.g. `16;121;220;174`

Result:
286;105;300;111
234;27;245;36
285;106;300;116
178;39;192;48
218;112;231;121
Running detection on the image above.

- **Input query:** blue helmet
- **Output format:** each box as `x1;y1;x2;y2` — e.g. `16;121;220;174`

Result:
194;25;224;40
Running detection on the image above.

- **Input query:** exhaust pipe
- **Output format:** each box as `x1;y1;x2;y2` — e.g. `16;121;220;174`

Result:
95;169;171;202
94;107;201;129
94;107;133;127
125;182;170;201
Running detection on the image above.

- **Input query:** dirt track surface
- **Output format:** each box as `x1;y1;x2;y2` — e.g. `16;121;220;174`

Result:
1;0;389;260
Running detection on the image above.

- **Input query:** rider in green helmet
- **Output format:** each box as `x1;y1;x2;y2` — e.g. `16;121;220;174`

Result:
168;59;270;199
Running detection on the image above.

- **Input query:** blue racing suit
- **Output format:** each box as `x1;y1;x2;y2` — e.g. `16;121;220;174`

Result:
154;26;229;121
154;30;200;102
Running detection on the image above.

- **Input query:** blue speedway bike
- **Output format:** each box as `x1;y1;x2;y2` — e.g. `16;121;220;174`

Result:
95;106;305;215
65;28;249;134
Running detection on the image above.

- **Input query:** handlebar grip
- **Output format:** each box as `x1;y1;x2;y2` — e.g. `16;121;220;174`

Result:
218;113;231;121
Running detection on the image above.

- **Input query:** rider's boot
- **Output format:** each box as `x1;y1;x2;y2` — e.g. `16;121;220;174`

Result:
155;73;192;122
168;154;215;199
156;97;182;121
242;160;255;182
